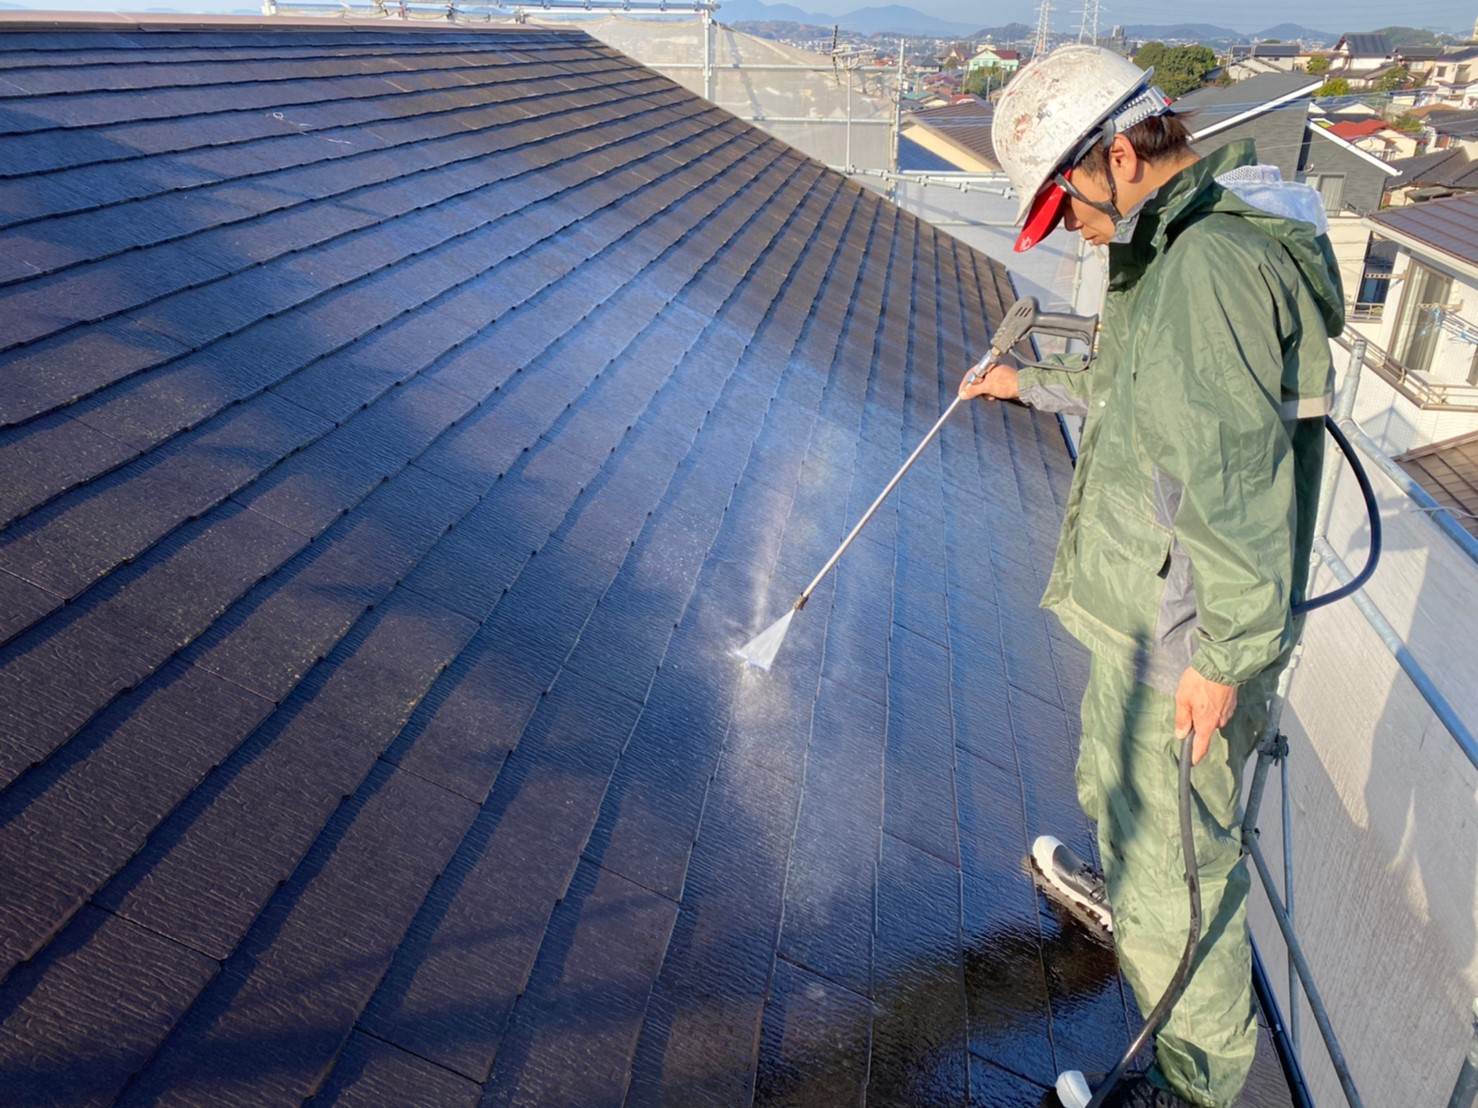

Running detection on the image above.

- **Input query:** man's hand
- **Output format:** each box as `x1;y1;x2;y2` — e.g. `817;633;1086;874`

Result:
959;363;1020;402
1174;667;1238;765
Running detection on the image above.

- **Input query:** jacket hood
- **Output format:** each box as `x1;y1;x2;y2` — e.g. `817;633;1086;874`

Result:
1142;140;1346;339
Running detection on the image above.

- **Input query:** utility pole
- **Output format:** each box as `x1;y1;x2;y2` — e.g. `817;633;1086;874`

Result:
1033;0;1052;59
889;39;904;202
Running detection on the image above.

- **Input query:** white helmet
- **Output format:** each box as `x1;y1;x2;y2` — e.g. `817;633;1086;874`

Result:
991;44;1170;250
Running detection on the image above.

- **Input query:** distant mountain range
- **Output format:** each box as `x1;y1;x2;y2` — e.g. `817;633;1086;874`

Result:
719;3;1468;46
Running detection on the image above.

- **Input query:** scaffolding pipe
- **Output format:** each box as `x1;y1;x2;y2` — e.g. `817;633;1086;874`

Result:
702;7;711;101
1339;418;1478;566
1247;835;1365;1107
1311;535;1478;771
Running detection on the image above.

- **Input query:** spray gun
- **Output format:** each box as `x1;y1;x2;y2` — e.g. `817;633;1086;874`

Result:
976;295;1100;375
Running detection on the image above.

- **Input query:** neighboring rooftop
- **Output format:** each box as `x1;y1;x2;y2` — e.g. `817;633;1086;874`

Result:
1396;432;1478;540
1390;148;1478;191
900;97;998;171
1368;192;1478;273
1394;45;1446;60
1432;109;1478;140
1327;118;1393;141
1176;73;1320;135
1335;33;1393;57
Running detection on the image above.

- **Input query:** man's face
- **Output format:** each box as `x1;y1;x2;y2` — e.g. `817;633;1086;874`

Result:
1060;168;1121;247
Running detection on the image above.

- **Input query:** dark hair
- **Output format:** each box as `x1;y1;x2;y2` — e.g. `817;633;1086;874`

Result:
1075;112;1195;179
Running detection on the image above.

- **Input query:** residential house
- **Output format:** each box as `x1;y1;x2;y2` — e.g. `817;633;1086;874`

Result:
1384;147;1478;205
1178;73;1401;305
1431;108;1478;152
936;41;971;69
1296;48;1332;73
1248;42;1302;70
1427;46;1478;102
1330;32;1395;75
898;96;998;172
966;43;1020;75
1394;43;1446;80
1226;43;1304;81
1324;117;1422;161
1354;192;1478;453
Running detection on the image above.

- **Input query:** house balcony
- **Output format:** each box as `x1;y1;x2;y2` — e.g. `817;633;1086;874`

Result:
1339;314;1478;411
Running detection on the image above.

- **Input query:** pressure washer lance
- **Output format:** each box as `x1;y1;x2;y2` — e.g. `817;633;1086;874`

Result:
732;296;1098;671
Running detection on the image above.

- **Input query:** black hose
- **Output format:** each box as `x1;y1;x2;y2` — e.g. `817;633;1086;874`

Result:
1064;415;1381;1107
1293;416;1382;616
1085;733;1203;1108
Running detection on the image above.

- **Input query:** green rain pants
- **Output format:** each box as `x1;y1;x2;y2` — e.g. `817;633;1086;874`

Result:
1076;652;1283;1108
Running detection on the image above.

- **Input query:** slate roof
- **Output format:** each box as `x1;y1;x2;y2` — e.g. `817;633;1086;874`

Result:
0;13;1066;1104
0;15;1303;1106
1432;109;1478;139
1176;73;1319;129
1390;148;1478;190
1396;432;1478;540
1369;192;1478;271
901;98;997;169
1336;33;1393;57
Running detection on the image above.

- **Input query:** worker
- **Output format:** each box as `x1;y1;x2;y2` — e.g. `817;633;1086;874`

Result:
964;44;1344;1108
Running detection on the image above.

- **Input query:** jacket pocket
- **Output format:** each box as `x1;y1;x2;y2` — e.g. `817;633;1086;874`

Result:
1069;485;1174;639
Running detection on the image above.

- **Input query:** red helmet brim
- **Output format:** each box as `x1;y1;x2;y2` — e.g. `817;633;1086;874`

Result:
1015;179;1069;252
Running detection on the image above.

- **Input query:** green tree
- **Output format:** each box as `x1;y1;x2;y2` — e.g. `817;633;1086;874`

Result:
962;65;1009;96
1315;76;1350;96
1153;44;1217;97
1306;54;1330;76
1134;41;1167;72
1391;112;1422;134
1375;65;1410;92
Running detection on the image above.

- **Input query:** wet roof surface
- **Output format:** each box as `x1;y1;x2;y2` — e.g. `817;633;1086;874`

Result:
0;18;1296;1106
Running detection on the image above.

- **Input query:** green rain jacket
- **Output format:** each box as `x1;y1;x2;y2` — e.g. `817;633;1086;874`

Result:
1016;141;1345;693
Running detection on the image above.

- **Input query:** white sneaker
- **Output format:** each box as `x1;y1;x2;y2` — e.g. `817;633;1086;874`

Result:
1031;835;1113;933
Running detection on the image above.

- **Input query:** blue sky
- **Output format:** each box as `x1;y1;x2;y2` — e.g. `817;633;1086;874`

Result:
801;0;1476;36
5;0;1475;36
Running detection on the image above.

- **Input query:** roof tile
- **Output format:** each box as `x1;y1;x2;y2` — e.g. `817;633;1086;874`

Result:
314;1032;481;1108
0;660;273;980
0;906;219;1107
359;670;647;1077
120;762;477;1104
